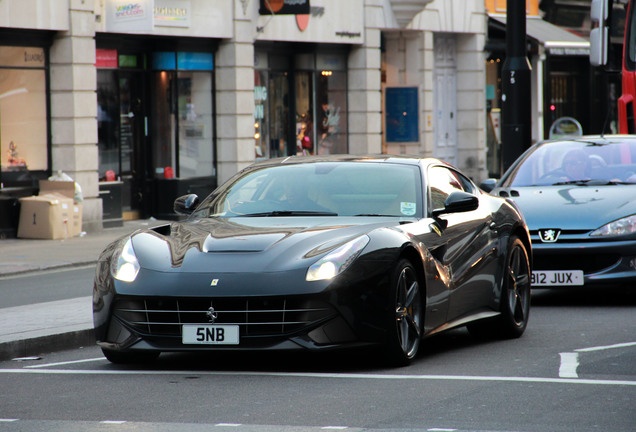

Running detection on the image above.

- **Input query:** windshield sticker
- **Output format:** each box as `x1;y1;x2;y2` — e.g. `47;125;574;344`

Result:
401;202;416;216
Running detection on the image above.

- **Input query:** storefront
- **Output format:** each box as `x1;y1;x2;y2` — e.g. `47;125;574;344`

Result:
254;47;348;160
95;37;218;222
0;32;53;237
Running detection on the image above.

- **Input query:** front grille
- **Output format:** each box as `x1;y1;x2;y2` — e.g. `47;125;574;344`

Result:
112;296;336;338
533;253;620;274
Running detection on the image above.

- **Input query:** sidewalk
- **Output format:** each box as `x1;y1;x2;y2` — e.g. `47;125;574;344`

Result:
0;219;168;361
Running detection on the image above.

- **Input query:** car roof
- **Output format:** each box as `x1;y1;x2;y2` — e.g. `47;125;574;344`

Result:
248;154;442;169
540;134;636;145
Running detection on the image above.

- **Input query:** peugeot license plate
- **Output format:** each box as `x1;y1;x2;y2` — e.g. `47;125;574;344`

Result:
182;325;239;345
531;270;584;287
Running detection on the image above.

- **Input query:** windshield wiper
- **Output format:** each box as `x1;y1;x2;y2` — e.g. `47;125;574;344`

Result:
242;210;338;217
354;213;396;217
552;179;621;186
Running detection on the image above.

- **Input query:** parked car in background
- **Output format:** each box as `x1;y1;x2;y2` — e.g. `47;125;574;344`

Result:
482;135;636;289
93;155;531;367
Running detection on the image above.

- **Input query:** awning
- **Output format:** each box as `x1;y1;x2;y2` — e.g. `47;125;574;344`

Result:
489;15;590;56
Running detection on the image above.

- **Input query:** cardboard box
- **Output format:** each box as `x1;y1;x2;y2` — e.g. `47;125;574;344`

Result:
17;180;83;239
39;180;75;199
70;202;83;237
17;193;75;239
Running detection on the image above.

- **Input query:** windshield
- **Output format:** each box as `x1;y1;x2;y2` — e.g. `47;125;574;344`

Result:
502;139;636;187
193;162;423;218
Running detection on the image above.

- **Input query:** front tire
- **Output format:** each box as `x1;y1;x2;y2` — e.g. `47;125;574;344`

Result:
384;259;423;366
468;235;531;339
101;348;160;364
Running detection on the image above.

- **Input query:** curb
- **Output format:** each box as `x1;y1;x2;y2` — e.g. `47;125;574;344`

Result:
0;328;95;362
0;261;97;279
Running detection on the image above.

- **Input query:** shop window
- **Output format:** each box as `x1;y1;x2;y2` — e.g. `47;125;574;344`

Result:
151;52;215;179
316;69;347;155
0;46;48;186
254;51;347;160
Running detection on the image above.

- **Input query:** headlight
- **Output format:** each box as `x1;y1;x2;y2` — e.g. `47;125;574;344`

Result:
111;238;140;282
306;235;370;281
590;215;636;237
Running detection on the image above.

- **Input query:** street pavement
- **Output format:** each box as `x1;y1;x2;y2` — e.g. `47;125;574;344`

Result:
0;219;168;361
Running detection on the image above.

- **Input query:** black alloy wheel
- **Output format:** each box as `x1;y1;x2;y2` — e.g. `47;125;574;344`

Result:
384;259;423;366
101;347;160;364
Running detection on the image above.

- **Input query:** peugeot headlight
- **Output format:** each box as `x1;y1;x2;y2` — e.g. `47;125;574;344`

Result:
111;238;140;282
306;235;370;281
590;215;636;237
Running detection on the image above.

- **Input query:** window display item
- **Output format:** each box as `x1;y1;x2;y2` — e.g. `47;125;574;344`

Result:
7;141;27;167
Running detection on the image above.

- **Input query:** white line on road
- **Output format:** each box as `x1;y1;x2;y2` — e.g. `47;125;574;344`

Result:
1;368;636;386
576;341;636;353
558;352;579;378
25;357;105;369
558;341;636;378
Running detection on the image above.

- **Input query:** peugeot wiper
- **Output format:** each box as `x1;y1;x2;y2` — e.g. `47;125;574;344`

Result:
552;179;619;186
242;210;338;217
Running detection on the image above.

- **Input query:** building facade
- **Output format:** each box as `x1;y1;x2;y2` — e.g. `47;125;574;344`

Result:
0;0;498;234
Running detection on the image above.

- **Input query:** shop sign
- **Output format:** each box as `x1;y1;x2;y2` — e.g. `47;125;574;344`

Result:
0;46;45;68
154;0;191;28
259;0;310;15
105;0;153;32
95;49;118;68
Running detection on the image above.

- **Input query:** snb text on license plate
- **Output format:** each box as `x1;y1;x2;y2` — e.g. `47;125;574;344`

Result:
182;325;239;345
531;270;584;286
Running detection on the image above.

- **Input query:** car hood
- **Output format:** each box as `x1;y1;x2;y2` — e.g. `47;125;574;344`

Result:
129;216;399;273
495;185;636;231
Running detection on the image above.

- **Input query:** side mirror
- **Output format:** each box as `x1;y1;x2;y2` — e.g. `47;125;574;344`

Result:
432;191;479;218
480;178;499;193
174;194;199;215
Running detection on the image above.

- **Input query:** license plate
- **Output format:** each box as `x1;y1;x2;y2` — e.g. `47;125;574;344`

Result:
182;325;239;345
531;270;584;286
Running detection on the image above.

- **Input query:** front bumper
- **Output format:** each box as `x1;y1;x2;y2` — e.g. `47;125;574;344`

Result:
93;260;393;354
531;237;636;288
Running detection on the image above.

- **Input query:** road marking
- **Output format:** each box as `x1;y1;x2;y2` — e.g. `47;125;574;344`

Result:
559;352;579;378
321;428;348;430
100;421;127;424
25;357;104;369
0;419;18;422
558;340;636;378
216;425;242;427
1;368;636;386
576;341;636;353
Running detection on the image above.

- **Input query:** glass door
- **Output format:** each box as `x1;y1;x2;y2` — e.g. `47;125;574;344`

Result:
97;69;146;218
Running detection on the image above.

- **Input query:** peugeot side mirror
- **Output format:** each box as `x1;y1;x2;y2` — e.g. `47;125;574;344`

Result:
480;178;498;193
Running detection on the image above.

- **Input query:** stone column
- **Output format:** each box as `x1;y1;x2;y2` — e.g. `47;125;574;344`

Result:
347;1;383;155
49;0;101;232
215;3;255;185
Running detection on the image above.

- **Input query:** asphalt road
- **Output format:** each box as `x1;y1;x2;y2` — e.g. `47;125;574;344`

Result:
1;269;635;432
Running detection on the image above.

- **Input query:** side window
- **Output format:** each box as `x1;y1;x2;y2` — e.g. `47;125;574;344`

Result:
428;166;473;212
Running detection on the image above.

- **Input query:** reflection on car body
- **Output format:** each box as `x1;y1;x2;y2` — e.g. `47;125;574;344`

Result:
93;155;531;366
483;135;636;289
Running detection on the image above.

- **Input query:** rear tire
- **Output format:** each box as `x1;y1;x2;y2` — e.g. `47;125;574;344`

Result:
383;259;423;366
468;235;531;339
101;348;160;364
